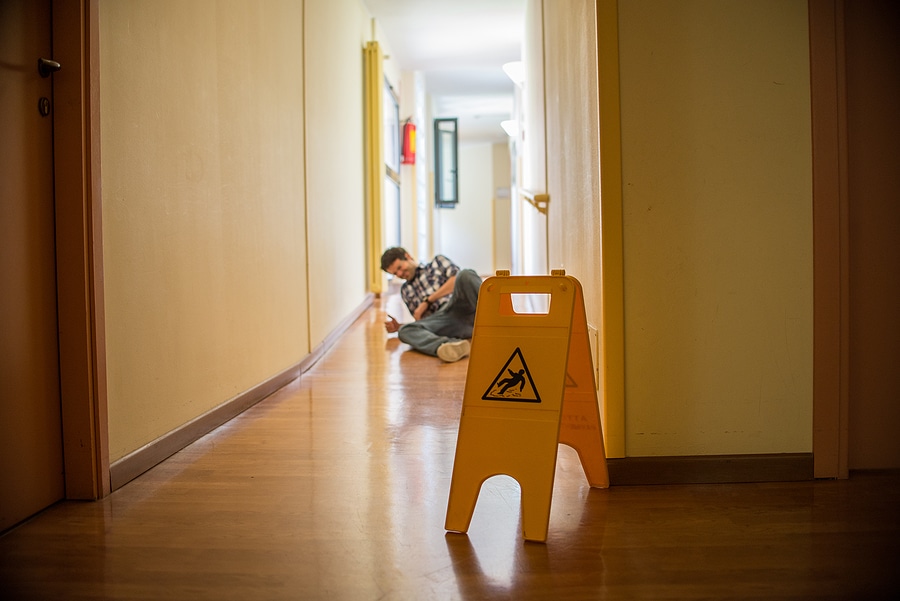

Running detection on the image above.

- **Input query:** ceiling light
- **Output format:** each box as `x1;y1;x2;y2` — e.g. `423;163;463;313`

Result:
502;61;525;86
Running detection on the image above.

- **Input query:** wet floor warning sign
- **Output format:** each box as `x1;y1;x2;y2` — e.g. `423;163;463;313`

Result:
482;347;541;402
445;270;608;543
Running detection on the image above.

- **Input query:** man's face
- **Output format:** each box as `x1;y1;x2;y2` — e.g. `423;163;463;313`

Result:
385;255;417;281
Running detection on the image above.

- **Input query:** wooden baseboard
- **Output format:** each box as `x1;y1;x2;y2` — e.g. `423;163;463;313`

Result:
607;453;815;485
298;293;375;373
109;294;375;492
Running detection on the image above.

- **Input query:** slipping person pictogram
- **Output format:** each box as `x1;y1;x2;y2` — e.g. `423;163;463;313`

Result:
498;369;526;394
482;347;541;403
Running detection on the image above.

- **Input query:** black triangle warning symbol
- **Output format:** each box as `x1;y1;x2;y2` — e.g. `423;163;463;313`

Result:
482;347;542;403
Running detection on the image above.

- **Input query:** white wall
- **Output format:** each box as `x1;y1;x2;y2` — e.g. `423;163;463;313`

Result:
438;142;495;274
492;142;513;271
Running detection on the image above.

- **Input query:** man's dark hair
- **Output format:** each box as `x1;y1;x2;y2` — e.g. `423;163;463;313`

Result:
380;247;409;271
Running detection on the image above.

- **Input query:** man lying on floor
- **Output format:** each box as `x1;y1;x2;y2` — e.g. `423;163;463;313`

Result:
381;247;480;363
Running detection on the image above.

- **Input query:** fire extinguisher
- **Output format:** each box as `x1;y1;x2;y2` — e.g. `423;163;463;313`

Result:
401;119;416;165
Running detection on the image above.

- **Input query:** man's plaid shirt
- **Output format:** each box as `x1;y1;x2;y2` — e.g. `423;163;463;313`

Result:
400;255;460;317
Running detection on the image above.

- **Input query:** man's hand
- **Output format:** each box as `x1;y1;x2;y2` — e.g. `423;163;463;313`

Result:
413;301;430;321
384;315;401;334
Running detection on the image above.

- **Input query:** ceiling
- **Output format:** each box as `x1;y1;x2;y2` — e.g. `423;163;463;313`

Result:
360;0;526;143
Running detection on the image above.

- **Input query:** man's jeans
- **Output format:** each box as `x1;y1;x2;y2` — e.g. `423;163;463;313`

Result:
398;269;481;356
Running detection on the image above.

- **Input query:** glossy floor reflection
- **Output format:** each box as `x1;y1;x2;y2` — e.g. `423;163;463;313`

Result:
1;288;899;600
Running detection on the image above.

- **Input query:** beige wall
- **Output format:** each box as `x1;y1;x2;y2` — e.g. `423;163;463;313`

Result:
538;0;813;457
305;0;374;346
100;0;377;462
96;0;822;467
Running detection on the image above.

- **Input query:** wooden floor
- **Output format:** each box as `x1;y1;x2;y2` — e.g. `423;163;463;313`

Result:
2;290;899;600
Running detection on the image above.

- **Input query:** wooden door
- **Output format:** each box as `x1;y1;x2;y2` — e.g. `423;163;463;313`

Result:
0;0;65;532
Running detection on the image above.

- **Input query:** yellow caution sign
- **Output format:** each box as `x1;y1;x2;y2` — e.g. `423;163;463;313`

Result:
445;270;608;543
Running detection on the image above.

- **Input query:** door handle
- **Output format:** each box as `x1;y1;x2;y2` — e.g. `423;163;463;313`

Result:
38;58;61;78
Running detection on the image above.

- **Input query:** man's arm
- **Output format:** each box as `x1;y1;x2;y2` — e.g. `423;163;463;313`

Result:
412;275;456;320
429;275;456;303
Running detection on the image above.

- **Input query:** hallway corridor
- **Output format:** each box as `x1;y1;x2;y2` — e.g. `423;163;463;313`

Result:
1;289;899;600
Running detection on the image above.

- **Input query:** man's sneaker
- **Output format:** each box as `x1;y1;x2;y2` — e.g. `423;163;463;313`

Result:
437;340;471;363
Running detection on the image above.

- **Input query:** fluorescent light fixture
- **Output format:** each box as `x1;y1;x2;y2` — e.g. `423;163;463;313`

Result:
500;120;518;137
502;61;525;86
